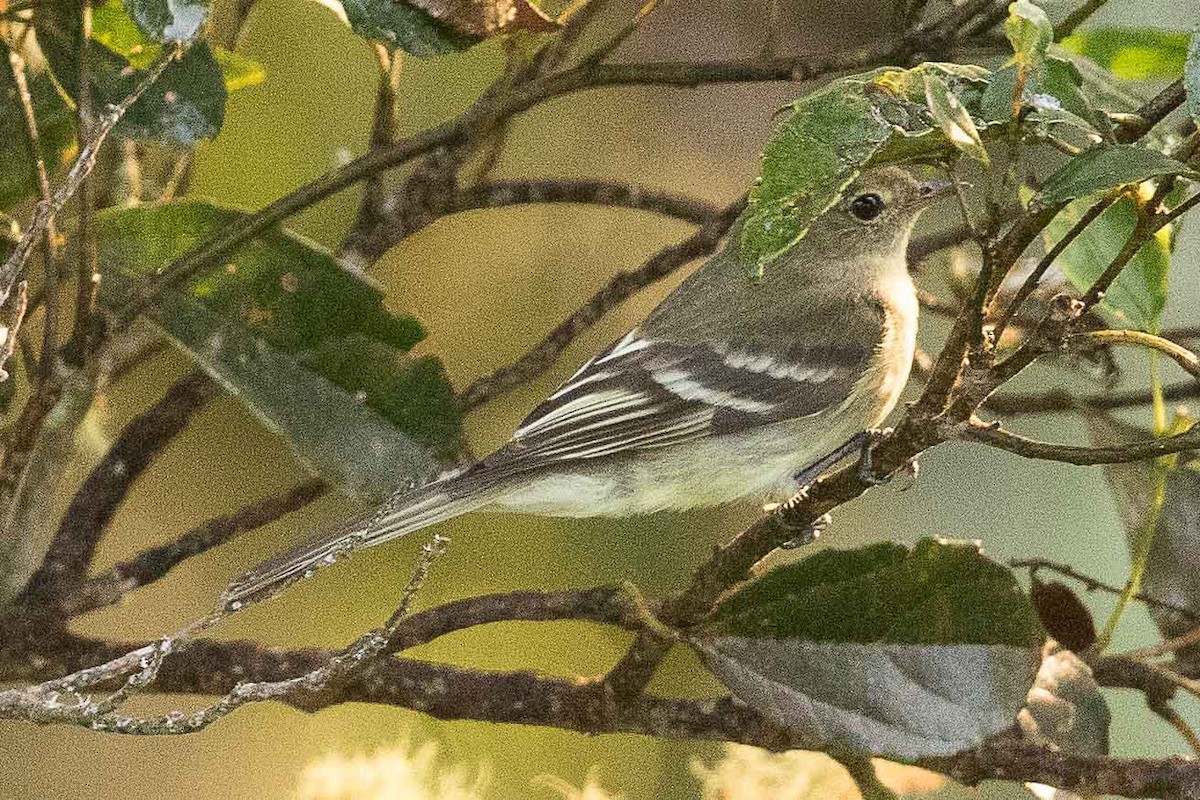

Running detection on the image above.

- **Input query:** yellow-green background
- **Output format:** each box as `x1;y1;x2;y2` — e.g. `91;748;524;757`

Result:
5;0;1200;797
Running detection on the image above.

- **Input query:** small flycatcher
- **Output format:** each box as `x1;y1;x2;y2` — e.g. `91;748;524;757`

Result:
227;166;944;604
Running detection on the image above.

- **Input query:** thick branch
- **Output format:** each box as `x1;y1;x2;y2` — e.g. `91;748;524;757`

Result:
2;618;1198;797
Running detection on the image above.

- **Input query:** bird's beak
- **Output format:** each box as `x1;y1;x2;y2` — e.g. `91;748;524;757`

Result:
916;180;954;205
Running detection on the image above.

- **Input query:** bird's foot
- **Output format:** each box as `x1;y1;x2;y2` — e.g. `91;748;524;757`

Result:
764;490;828;549
780;512;830;549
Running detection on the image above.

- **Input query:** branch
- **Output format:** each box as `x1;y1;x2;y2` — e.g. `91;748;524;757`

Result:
109;43;908;334
1012;558;1200;622
958;418;1200;465
984;381;1200;415
61;479;328;618
17;369;217;609
2;618;1199;796
1114;79;1188;144
1069;330;1200;380
457;195;747;411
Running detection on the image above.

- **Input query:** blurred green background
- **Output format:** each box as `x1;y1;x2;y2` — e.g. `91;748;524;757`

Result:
5;0;1200;797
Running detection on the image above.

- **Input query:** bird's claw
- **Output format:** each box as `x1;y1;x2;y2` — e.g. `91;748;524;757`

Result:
780;512;830;549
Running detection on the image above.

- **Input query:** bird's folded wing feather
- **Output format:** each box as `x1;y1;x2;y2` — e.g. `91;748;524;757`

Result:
486;328;874;471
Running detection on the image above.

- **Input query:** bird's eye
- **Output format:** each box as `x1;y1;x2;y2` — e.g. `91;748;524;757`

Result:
850;193;885;221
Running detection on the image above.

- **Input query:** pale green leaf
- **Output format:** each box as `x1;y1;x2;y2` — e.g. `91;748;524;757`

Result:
1062;27;1193;81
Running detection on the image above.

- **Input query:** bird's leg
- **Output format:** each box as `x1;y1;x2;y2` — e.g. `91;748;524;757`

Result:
791;428;894;490
855;427;893;485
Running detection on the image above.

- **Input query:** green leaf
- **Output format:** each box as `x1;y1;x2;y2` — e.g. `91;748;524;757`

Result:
95;200;463;480
739;63;991;276
1032;145;1198;209
335;0;478;56
706;538;1040;645
1187;29;1200;126
693;539;1041;759
1005;0;1053;69
212;48;265;92
1062;27;1193;81
124;0;209;43
923;70;989;164
93;0;263;92
1043;195;1170;331
120;43;226;144
126;289;441;498
0;70;76;212
35;0;229;144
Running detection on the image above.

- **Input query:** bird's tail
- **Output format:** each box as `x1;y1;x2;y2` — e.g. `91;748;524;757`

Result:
221;470;504;608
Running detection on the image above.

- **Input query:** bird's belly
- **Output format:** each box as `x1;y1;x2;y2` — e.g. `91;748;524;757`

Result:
492;413;859;517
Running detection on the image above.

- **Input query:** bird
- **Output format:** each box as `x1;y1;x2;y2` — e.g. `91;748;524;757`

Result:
224;166;946;606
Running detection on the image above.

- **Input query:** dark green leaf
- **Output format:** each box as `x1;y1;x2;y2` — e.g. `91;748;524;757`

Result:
95;200;463;474
119;43;226;144
694;539;1040;759
94;0;263;91
304;334;462;457
35;0;228;144
1062;27;1193;81
0;71;76;212
336;0;477;56
122;287;441;498
1043;195;1170;331
1187;29;1200;126
125;0;209;42
1032;145;1198;209
705;538;1041;646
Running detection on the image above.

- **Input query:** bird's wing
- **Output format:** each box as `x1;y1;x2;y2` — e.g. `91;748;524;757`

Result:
487;327;875;471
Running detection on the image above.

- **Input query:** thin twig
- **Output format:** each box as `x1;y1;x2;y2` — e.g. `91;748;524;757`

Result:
958;417;1200;466
109;44;907;334
1114;80;1187;145
61;479;328;618
90;534;448;735
1053;0;1113;40
2;40;62;382
991;191;1119;343
1069;330;1200;380
0;42;185;310
457;195;746;410
1011;558;1200;622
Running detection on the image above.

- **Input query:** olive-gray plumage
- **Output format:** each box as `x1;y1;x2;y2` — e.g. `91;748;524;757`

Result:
225;167;938;605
